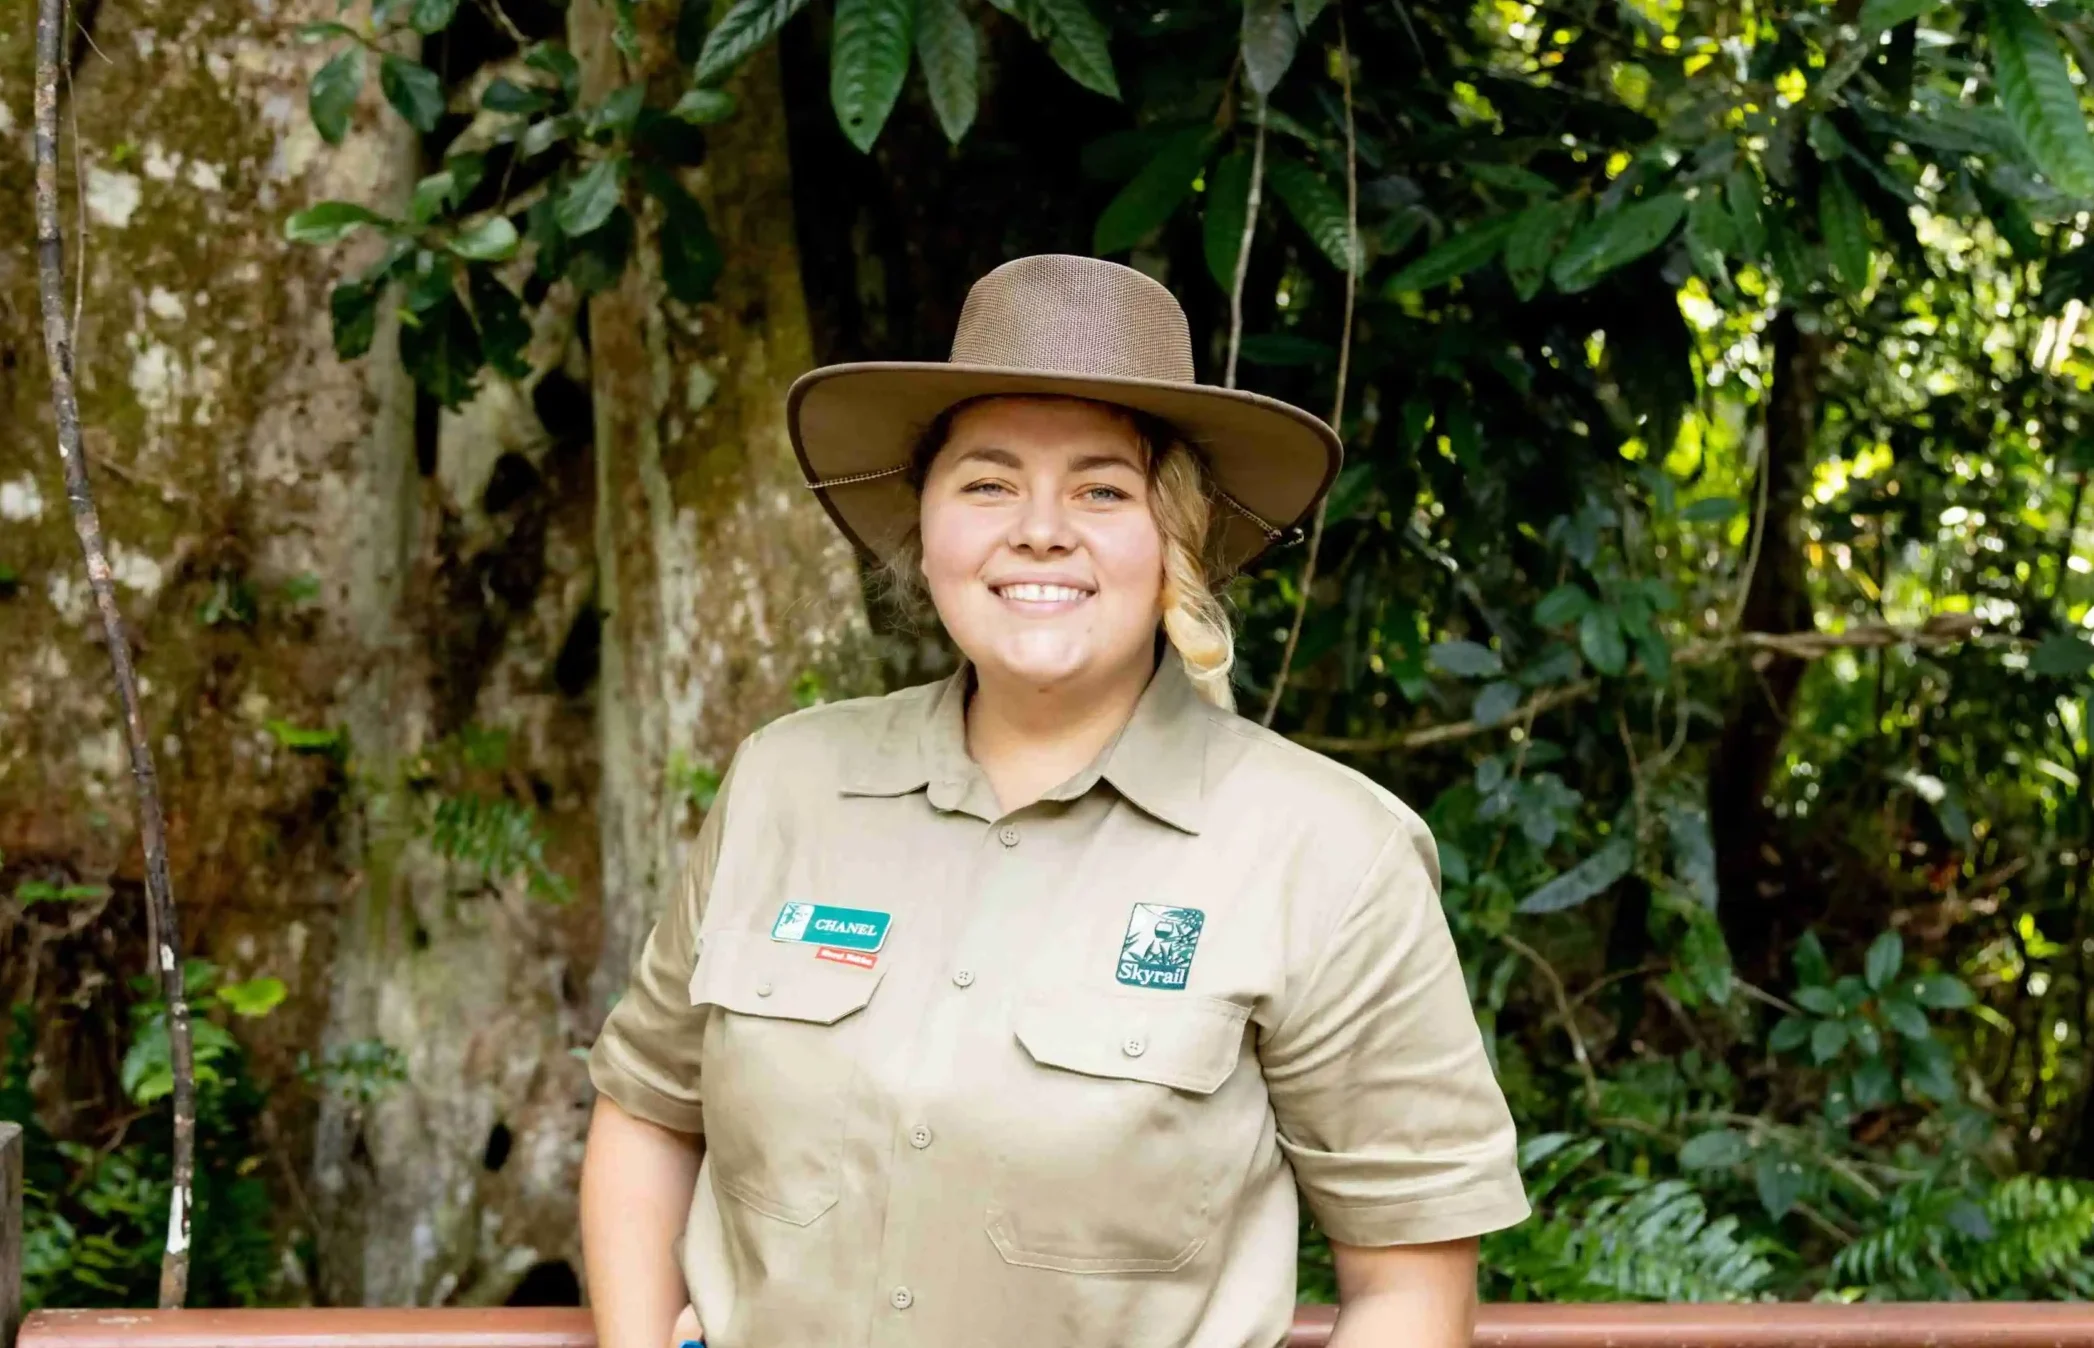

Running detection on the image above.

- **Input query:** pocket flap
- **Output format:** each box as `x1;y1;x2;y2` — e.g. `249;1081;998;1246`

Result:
1012;991;1247;1095
688;929;884;1024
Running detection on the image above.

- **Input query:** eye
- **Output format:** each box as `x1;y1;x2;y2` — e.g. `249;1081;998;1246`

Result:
1081;484;1133;503
963;479;1014;496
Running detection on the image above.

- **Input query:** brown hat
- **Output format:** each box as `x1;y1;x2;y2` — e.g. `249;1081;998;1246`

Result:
786;253;1343;577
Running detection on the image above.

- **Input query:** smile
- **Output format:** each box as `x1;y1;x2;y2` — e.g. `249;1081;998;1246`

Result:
992;582;1093;608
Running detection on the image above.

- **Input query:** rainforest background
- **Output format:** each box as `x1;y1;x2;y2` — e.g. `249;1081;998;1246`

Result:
3;0;2094;1309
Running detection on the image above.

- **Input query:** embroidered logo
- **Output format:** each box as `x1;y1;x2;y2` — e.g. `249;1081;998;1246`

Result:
1117;903;1205;990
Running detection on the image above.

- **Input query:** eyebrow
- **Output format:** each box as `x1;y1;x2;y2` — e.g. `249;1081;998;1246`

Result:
956;446;1143;474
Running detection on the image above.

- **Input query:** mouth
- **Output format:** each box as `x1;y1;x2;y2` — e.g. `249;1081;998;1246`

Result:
989;580;1095;612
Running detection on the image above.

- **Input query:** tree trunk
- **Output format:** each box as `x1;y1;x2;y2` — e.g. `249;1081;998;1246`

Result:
2;0;867;1309
1710;308;1824;981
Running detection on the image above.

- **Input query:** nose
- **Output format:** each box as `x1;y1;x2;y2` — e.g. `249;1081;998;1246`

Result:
1008;485;1076;555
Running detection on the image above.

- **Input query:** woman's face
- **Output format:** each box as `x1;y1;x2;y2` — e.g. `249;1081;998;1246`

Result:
919;397;1164;693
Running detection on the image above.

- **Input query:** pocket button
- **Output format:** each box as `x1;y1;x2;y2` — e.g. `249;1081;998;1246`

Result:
891;1287;914;1310
952;969;975;988
755;981;774;998
1122;1035;1147;1058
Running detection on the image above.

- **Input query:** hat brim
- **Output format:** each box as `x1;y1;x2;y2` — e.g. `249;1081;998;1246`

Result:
786;363;1343;579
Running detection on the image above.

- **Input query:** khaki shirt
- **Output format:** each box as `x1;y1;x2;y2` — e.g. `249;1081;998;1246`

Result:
589;652;1529;1348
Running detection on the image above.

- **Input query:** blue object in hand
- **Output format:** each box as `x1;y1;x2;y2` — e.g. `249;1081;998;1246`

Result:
680;1340;704;1348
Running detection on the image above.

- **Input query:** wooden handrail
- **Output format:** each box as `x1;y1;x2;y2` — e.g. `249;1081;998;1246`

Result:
18;1302;2094;1348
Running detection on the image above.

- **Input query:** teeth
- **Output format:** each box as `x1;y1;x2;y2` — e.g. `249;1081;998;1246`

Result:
998;583;1088;603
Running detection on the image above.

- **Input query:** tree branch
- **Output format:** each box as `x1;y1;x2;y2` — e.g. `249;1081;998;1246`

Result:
1222;96;1266;391
1261;4;1357;729
34;0;196;1308
1292;613;2004;755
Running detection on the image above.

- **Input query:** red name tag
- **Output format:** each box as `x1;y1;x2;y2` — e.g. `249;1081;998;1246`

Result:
816;946;878;970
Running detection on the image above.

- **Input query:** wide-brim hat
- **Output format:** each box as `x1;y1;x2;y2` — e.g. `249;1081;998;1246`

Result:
785;253;1343;577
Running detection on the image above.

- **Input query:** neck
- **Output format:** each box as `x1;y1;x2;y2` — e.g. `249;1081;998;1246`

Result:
965;649;1157;815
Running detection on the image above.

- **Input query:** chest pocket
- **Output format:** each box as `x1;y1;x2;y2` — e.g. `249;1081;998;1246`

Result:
689;928;884;1226
986;990;1253;1275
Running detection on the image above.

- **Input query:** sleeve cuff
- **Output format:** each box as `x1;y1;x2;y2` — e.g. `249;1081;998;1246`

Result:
1303;1176;1532;1247
587;1036;705;1135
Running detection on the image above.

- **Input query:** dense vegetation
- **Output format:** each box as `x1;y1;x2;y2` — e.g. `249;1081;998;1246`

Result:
15;0;2094;1309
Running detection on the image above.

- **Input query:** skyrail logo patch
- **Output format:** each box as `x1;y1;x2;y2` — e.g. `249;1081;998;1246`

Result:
1117;903;1205;990
770;902;891;952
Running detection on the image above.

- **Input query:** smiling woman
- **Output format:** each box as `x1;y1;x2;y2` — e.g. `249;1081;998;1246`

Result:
577;255;1526;1348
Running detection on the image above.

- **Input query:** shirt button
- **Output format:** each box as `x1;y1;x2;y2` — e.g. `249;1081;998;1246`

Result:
952;969;975;988
1123;1035;1147;1057
891;1287;914;1310
998;824;1020;848
755;981;774;997
909;1124;933;1149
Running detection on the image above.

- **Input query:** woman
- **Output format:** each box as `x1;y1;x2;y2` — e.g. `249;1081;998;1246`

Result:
579;254;1528;1348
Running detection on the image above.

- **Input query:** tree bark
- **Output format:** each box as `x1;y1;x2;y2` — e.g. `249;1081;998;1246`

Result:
1711;309;1824;980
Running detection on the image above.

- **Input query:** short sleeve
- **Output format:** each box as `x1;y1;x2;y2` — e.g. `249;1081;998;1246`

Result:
586;742;749;1134
1261;815;1530;1246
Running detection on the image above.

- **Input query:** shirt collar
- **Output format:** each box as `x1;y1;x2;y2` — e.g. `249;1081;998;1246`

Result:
840;650;1210;834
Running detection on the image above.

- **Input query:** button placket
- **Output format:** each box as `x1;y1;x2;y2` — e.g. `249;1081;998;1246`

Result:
997;823;1020;848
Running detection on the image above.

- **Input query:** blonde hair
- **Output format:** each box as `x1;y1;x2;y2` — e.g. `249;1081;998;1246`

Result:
886;396;1238;711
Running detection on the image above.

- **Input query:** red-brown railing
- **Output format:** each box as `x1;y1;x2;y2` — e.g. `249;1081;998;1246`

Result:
16;1303;2094;1348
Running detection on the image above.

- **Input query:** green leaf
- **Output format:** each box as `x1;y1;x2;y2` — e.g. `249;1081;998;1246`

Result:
330;279;381;359
298;20;358;41
380;54;444;133
640;165;724;303
831;0;915;153
1685;192;1734;285
1811;1018;1851;1065
1241;0;1300;98
285;200;392;245
1473;680;1523;728
1034;0;1119;98
1679;1128;1750;1170
1726;166;1767;258
1882;995;1931;1039
915;0;979;144
1795;931;1831;985
1794;984;1840;1016
566;206;637;293
1912;972;1975;1009
1549;192;1686;293
1383;215;1519;293
1204;152;1253;291
1240;332;1332;365
1579;607;1627;676
1534;583;1593;628
557;156;628;237
309;48;364;146
1819;166;1873;294
1294;0;1331;32
1682;495;1742;523
1864;930;1905;991
1769;1015;1812;1053
1428;639;1502;679
695;0;814;86
1905;1035;1960;1100
1755;1153;1809;1218
1861;0;1938;30
400;290;484;408
1092;126;1211;254
1852;1056;1897;1108
467;267;533;378
1638;631;1672;683
1850;1018;1882;1058
1501;196;1581;301
1470;162;1557;196
483;77;551;115
410;0;459;33
670;87;738;124
1267;156;1354;273
409;156;485;224
448;215;519;261
1517;836;1634;914
526;42;582;99
2032;633;2094;677
522;115;575;158
219;976;288;1017
1986;0;2094;196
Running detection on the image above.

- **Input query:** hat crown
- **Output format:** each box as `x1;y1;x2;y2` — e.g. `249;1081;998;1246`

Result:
948;254;1196;384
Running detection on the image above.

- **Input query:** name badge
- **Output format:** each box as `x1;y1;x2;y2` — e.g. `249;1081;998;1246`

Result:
771;902;891;953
